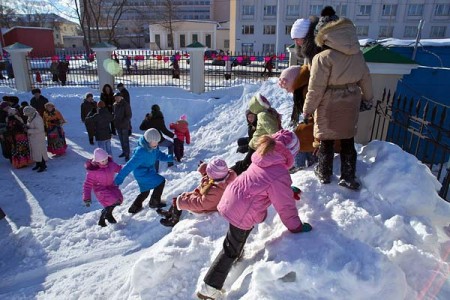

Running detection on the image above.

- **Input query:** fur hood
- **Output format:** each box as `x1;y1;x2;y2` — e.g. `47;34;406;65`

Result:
315;18;360;55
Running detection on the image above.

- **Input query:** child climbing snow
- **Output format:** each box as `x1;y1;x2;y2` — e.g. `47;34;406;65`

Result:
114;128;173;213
158;158;237;227
82;148;123;227
196;130;312;299
169;114;190;162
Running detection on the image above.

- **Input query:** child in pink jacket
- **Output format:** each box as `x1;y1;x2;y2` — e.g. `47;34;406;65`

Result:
158;158;237;227
169;114;190;162
82;148;123;227
196;130;312;299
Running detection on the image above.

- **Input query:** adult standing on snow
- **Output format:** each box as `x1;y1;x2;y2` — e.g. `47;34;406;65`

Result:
302;6;373;190
113;92;132;161
30;88;49;118
23;106;49;172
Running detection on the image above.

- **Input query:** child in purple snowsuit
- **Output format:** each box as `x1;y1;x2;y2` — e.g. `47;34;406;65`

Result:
82;148;123;227
196;130;312;299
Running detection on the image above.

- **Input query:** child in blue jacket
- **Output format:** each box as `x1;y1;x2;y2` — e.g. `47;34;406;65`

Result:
114;128;173;213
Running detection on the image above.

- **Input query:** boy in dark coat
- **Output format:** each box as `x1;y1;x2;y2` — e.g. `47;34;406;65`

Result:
30;88;49;117
81;93;97;145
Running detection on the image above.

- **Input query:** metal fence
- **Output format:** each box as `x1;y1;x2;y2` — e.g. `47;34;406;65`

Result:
16;49;290;91
370;89;450;199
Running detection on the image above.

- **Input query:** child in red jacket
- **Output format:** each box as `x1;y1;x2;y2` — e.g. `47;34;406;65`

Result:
170;114;190;162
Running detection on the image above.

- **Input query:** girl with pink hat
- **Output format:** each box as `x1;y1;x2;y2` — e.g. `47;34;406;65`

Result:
82;148;123;227
157;158;237;227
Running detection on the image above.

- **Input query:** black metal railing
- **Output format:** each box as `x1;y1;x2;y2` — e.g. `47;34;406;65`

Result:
370;89;450;200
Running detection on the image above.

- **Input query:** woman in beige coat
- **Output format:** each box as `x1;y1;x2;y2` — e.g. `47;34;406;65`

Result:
23;106;49;172
303;7;373;190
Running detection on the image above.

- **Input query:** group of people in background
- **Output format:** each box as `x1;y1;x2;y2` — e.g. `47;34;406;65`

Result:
0;88;68;172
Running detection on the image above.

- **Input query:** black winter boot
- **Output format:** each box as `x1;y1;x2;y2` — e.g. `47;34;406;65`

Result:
339;138;360;190
149;180;166;208
105;206;117;223
32;163;40;171
98;209;107;227
160;204;182;227
0;207;6;220
316;140;334;184
128;191;150;214
37;160;47;173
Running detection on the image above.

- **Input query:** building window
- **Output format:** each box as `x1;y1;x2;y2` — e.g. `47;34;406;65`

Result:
404;26;418;38
262;43;275;54
242;25;254;34
242;5;254;16
430;26;446;38
285;25;292;35
192;34;198;42
335;4;347;16
263;25;276;35
264;5;276;16
168;34;173;48
356;26;369;37
382;4;397;17
205;34;211;48
435;4;450;16
155;34;161;48
358;5;372;16
180;34;186;47
242;43;253;53
224;39;229;49
379;26;394;38
286;5;299;17
407;4;423;16
310;5;323;16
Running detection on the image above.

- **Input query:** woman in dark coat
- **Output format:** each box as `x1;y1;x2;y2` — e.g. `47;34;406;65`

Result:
100;84;116;135
81;93;97;145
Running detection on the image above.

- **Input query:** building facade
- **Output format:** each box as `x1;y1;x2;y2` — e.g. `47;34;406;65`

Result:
230;0;450;53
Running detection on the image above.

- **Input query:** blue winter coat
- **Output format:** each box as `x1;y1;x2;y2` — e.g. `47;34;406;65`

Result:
114;136;173;192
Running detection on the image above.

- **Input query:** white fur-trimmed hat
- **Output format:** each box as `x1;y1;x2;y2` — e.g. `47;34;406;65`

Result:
291;18;310;39
255;93;270;109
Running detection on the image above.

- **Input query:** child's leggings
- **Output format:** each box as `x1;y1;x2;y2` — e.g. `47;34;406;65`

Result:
203;223;252;290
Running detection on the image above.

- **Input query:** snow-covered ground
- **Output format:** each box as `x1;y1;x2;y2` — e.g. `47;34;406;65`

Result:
0;80;449;300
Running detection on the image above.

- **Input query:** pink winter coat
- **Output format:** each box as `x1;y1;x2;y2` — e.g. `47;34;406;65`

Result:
176;162;237;213
82;157;123;207
170;120;190;144
217;142;302;232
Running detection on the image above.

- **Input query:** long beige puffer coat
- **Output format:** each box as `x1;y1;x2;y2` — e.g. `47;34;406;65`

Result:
27;111;49;162
303;18;373;140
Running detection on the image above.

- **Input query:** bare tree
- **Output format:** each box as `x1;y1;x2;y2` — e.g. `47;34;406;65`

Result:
153;0;180;50
0;1;15;28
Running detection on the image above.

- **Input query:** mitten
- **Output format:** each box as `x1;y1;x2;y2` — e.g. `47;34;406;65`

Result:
291;186;301;200
84;199;92;207
301;223;312;232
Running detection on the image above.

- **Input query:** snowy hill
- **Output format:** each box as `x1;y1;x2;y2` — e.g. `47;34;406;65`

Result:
0;80;449;299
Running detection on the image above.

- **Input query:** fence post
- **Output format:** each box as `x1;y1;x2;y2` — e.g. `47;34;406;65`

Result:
287;44;297;67
91;42;117;92
4;43;33;92
186;41;206;94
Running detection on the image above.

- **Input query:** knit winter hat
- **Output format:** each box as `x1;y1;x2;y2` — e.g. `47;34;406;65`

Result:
278;66;301;93
291;18;311;39
93;148;109;163
23;106;37;117
144;128;161;143
272;129;300;157
255;93;270;109
315;6;339;36
180;114;187;121
206;158;229;180
97;101;106;108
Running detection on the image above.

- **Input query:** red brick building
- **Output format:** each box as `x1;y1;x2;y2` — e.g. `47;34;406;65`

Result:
2;27;55;57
